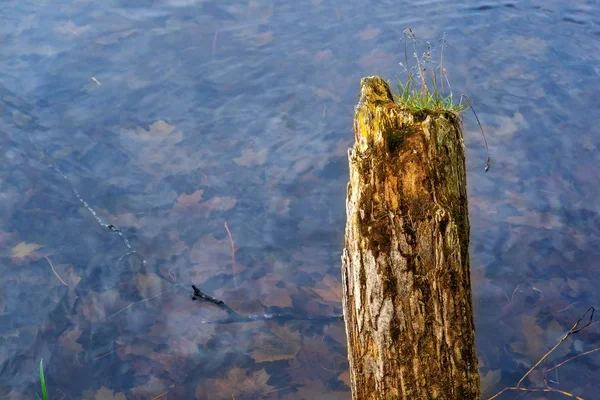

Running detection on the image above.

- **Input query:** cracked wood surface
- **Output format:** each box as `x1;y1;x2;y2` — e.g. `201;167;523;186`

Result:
342;76;481;399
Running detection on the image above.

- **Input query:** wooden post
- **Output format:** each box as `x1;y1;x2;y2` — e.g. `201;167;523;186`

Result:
341;76;481;399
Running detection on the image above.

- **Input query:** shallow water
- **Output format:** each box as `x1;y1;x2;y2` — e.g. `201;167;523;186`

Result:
1;0;599;398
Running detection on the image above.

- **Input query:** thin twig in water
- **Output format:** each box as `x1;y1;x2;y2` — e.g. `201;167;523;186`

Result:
460;94;491;173
224;222;238;288
189;284;342;324
44;256;67;286
518;307;594;388
109;290;170;318
544;347;600;381
488;307;595;400
511;285;522;304
51;164;146;264
94;348;119;360
212;31;219;55
152;391;168;400
489;386;583;400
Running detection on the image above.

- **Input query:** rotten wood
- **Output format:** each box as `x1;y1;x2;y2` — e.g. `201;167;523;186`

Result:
341;76;481;399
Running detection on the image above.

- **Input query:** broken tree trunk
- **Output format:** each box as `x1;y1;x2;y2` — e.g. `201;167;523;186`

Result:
341;76;481;399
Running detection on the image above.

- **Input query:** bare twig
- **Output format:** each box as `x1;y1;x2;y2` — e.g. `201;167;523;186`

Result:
488;386;583;400
488;307;595;400
212;30;219;55
152;391;168;400
544;347;600;379
94;348;119;360
44;256;67;286
517;307;594;388
460;94;491;173
224;221;238;288
109;289;170;318
438;32;447;93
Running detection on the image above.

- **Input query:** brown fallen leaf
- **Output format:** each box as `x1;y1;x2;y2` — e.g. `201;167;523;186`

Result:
144;120;175;136
129;376;167;399
358;49;394;70
314;50;333;63
510;36;548;57
287;332;344;385
301;335;332;357
234;149;268;167
199;196;237;213
255;31;274;45
249;325;302;363
58;328;83;355
175;190;204;209
359;27;381;41
480;369;501;396
338;370;351;388
314;87;339;101
149;310;216;352
187;235;247;284
505;211;563;230
54;21;90;35
136;272;164;299
242;275;295;308
196;367;274;400
60;264;82;287
268;196;290;216
113;212;145;229
80;290;121;323
189;235;231;266
11;242;42;260
4;391;28;400
283;378;345;400
83;386;127;400
512;315;546;360
309;275;342;304
324;323;346;346
96;29;139;46
249;332;297;363
129;120;184;144
488;112;528;140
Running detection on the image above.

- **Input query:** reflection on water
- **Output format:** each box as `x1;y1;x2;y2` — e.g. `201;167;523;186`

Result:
1;0;599;398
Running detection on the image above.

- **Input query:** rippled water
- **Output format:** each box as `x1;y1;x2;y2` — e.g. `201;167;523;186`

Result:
1;0;599;398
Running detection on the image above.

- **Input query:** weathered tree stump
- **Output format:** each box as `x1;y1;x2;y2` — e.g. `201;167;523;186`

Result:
341;76;481;399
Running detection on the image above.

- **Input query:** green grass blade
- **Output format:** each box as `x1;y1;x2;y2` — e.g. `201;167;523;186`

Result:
39;359;48;400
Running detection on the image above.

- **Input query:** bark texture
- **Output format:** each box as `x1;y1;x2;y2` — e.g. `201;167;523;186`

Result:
341;76;481;399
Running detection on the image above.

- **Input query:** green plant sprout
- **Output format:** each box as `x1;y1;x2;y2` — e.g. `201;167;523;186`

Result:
37;359;48;400
396;28;491;172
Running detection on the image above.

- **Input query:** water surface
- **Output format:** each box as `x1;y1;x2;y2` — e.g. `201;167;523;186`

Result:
1;0;600;398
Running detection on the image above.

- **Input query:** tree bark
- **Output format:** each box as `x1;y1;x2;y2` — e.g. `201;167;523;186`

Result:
341;76;481;399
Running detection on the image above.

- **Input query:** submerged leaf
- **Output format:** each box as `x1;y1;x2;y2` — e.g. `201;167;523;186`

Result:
11;242;42;260
359;27;381;41
249;331;298;363
480;369;501;395
54;21;90;35
129;376;167;399
196;367;274;400
309;275;342;304
175;190;204;209
234;149;268;167
58;328;83;355
86;386;127;400
199;196;237;213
